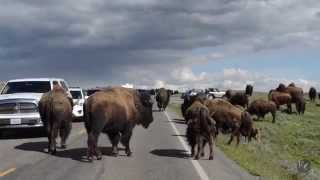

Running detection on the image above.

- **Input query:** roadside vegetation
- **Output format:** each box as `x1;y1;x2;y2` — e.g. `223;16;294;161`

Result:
168;93;320;180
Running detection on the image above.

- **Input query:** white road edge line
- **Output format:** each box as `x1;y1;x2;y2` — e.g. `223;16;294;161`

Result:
164;111;211;180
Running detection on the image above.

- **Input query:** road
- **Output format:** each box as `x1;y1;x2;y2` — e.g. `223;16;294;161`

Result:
0;96;257;180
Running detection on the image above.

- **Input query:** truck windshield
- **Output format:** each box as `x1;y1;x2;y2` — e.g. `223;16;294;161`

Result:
70;90;83;99
1;81;51;94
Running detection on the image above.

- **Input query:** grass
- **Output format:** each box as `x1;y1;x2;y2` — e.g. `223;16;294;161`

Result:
168;93;320;180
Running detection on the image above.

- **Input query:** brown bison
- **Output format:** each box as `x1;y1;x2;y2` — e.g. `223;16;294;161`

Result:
277;83;303;103
185;101;216;160
181;92;207;119
156;88;170;111
296;95;306;115
247;99;276;123
268;90;292;113
245;84;254;96
84;87;154;161
225;90;249;108
204;99;258;145
309;87;317;102
38;86;73;154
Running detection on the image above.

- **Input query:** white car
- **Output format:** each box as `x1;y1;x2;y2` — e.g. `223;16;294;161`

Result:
69;87;85;119
0;78;71;134
206;88;226;99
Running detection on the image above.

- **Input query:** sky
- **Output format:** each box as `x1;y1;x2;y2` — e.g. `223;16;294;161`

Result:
0;0;320;91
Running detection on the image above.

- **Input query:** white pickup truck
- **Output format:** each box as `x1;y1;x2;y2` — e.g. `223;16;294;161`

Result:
0;78;71;135
206;88;226;99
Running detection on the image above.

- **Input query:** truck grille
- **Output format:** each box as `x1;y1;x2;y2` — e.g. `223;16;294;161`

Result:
0;102;38;114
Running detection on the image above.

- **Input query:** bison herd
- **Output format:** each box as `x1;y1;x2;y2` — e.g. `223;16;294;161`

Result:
38;82;313;162
181;83;315;160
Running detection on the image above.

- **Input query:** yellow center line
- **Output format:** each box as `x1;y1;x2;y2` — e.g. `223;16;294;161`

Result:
0;167;16;177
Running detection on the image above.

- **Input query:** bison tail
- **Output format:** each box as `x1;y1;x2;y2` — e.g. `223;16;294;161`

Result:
83;102;92;134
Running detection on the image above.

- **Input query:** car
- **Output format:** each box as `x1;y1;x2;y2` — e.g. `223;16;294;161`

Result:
181;89;204;99
0;78;71;135
69;87;85;120
206;88;226;99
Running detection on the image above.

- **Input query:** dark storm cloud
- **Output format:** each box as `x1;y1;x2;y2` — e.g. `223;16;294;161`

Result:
0;0;319;87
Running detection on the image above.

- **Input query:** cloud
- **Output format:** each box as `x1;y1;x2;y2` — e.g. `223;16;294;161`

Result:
0;0;319;89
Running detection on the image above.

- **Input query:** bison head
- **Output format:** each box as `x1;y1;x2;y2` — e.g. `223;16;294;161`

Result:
138;92;154;129
277;83;286;92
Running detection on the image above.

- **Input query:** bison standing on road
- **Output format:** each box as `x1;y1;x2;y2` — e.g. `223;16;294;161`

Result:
84;87;154;161
185;101;216;160
204;99;258;145
181;92;207;119
247;99;276;123
39;86;73;154
245;85;254;96
309;87;317;102
156;88;170;111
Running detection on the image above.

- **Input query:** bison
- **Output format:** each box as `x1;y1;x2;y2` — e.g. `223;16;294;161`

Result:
247;99;276;123
309;87;317;102
185;101;216;160
277;83;303;103
39;85;73;154
156;88;170;111
268;90;292;113
225;90;249;108
181;92;207;119
204;99;258;145
296;95;306;115
245;84;254;96
84;87;154;161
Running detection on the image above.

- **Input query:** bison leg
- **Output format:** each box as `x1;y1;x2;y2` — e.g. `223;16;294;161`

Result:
191;143;196;157
87;132;102;161
195;136;202;160
271;111;276;123
121;125;134;157
108;132;120;157
200;140;207;157
49;123;59;154
59;120;72;149
287;104;292;114
228;126;240;145
208;135;214;160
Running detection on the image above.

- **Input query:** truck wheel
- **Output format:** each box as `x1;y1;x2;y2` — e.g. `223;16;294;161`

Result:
208;95;215;100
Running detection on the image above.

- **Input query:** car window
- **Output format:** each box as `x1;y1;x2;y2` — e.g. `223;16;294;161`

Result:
2;81;51;94
70;90;83;99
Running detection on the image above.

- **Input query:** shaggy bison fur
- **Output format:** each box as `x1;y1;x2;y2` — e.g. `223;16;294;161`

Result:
247;99;276;123
156;88;170;111
84;87;154;161
185;101;216;160
38;86;73;154
204;99;259;145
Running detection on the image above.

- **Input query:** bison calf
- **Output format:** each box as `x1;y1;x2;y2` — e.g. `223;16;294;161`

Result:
39;86;73;154
185;101;216;160
247;99;276;123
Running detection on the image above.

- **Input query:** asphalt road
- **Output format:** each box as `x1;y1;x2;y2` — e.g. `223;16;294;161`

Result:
0;96;257;180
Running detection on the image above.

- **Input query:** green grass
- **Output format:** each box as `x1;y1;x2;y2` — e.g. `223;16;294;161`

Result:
168;94;320;180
